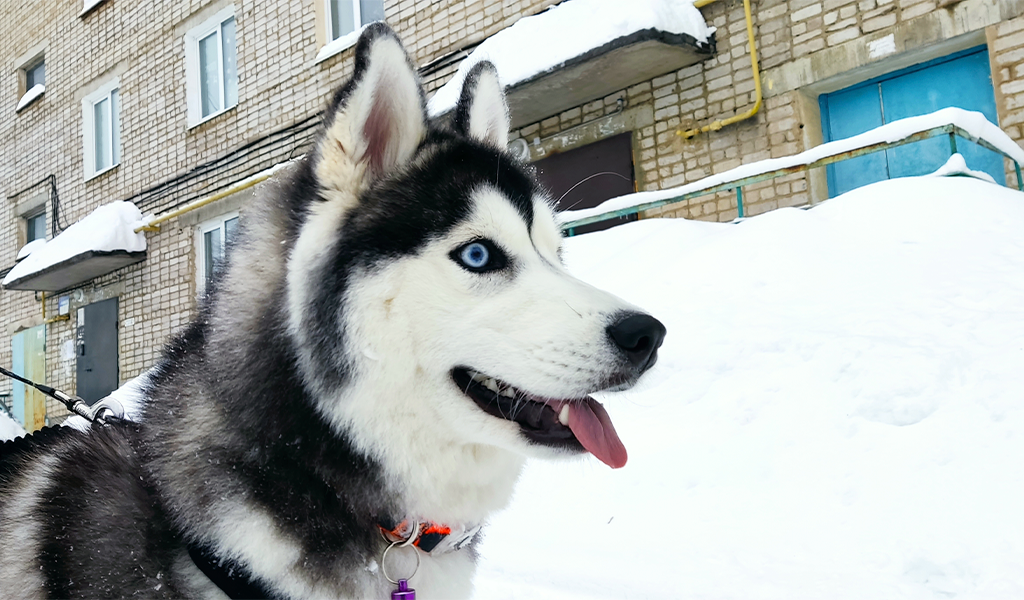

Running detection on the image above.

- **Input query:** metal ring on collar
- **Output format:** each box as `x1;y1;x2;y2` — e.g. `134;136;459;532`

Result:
381;539;421;585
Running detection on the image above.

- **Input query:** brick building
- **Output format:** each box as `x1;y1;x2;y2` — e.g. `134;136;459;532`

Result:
2;0;1023;430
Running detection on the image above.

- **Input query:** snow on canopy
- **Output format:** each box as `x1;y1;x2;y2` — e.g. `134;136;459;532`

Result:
561;107;1024;225
2;201;146;287
472;175;1024;598
0;410;26;442
426;0;714;117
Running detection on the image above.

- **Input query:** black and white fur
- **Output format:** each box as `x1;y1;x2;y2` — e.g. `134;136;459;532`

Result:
0;24;665;599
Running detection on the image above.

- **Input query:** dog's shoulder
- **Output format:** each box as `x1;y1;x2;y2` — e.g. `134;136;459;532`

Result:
1;420;185;598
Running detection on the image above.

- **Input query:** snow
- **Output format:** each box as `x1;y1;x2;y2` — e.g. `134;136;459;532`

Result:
16;83;45;111
1;409;26;441
472;175;1024;599
315;24;371;64
427;0;714;117
3;201;147;287
929;153;997;183
16;238;47;261
62;371;150;432
560;107;1024;225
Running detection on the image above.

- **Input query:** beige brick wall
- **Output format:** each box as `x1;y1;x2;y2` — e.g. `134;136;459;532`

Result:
1;0;560;427
990;15;1024;188
4;0;1024;428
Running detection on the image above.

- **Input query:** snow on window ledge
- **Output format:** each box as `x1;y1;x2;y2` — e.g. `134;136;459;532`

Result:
81;0;107;16
315;24;371;65
16;239;47;262
16;84;45;112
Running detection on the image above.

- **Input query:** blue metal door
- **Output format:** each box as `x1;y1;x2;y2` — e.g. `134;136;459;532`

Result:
822;47;1002;196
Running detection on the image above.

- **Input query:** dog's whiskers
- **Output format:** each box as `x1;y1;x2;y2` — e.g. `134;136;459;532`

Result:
558;172;631;210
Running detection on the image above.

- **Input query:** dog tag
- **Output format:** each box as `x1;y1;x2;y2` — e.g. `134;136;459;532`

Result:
391;579;415;599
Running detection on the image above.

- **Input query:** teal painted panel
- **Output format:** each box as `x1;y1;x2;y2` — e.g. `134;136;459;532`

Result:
11;325;46;431
882;50;1003;182
11;331;25;427
821;47;1001;196
823;83;887;196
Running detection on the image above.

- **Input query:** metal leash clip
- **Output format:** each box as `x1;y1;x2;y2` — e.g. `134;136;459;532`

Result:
381;520;420;600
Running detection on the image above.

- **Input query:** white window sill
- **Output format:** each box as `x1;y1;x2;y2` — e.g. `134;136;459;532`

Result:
84;163;119;182
315;25;369;65
16;84;45;112
188;103;237;130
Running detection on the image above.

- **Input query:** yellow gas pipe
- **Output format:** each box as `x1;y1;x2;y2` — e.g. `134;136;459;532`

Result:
677;0;763;139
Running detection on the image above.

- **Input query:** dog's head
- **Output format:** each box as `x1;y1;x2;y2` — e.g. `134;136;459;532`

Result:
286;24;665;471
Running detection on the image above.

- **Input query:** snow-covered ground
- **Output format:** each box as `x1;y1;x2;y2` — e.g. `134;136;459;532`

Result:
472;175;1024;599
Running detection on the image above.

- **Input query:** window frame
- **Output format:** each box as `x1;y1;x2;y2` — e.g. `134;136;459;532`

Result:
326;0;363;42
25;59;45;90
317;0;385;63
184;6;239;127
195;211;240;295
82;79;121;181
25;209;47;244
16;55;46;112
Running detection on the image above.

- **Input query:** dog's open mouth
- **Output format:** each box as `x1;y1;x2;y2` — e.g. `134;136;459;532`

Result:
451;367;628;469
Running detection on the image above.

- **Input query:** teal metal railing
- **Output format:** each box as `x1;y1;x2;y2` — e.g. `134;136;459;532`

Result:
561;123;1024;234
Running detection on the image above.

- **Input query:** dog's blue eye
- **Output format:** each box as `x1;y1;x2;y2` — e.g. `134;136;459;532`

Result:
460;243;489;268
452;239;507;273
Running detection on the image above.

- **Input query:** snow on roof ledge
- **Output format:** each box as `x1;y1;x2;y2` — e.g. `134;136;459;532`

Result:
560;107;1024;226
2;201;147;292
427;0;714;125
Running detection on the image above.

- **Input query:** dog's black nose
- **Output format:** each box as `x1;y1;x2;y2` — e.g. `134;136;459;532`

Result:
607;313;666;371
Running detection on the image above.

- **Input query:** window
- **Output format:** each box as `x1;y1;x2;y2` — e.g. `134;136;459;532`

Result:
185;7;238;126
25;210;46;243
327;0;385;41
26;60;44;89
16;57;45;111
197;212;239;293
82;80;121;180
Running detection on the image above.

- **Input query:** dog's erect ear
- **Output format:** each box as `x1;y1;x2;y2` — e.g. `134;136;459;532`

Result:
452;62;510;150
316;23;426;193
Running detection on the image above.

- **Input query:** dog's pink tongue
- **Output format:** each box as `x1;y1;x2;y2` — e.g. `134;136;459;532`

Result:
568;399;628;469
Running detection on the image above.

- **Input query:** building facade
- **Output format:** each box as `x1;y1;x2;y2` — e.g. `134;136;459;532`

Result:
2;0;1023;430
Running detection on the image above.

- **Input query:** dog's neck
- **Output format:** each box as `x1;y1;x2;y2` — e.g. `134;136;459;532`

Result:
318;374;526;525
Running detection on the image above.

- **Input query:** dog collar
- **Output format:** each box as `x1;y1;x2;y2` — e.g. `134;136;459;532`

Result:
377;518;480;554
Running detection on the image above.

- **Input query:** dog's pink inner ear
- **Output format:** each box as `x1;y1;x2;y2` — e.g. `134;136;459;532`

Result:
362;93;398;177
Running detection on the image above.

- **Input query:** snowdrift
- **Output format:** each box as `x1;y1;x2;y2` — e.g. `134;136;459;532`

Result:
472;175;1024;599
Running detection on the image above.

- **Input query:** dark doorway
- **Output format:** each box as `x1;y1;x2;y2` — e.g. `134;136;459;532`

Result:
76;297;119;405
533;132;637;234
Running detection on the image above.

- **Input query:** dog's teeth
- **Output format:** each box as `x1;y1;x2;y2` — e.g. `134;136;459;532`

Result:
484;378;499;393
471;372;487;383
499;387;515;398
558;404;570;426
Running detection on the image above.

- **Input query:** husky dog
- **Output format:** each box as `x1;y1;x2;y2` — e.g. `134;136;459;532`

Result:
0;24;665;599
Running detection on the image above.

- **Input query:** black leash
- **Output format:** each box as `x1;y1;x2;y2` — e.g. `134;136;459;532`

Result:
187;543;276;600
0;365;115;424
